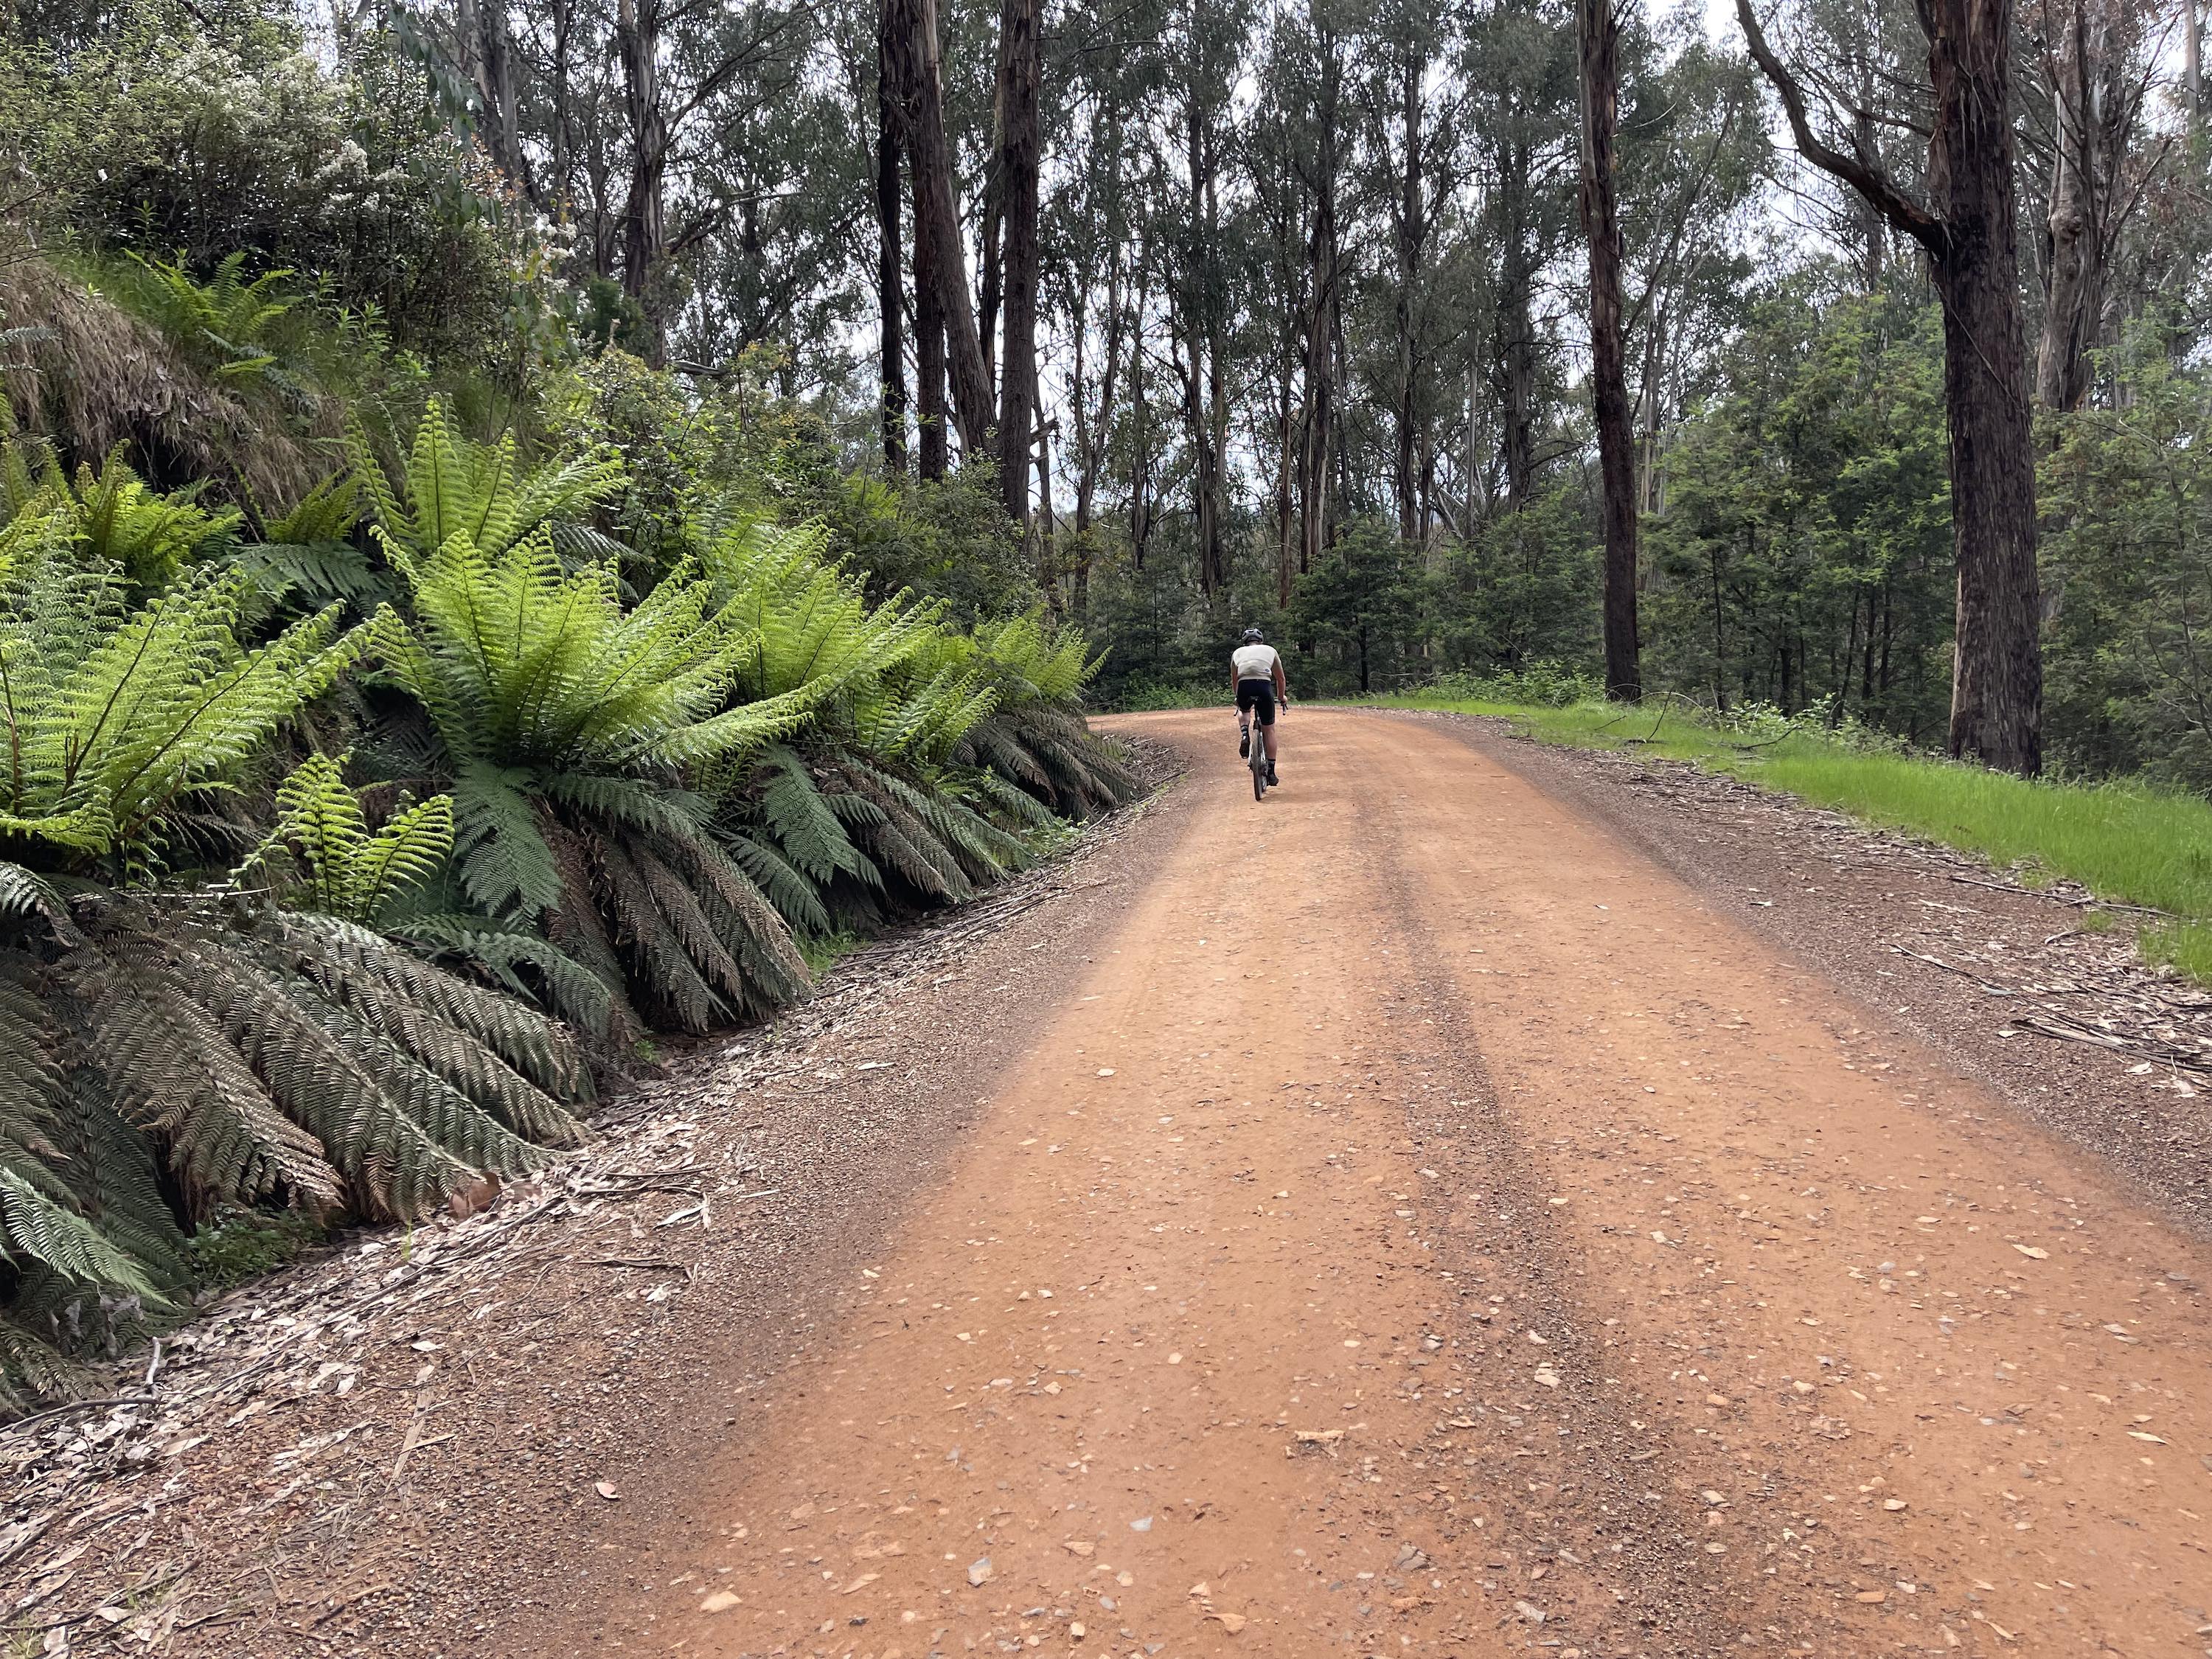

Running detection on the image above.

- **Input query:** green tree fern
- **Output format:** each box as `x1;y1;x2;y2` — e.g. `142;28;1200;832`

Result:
0;538;590;1406
367;507;819;1033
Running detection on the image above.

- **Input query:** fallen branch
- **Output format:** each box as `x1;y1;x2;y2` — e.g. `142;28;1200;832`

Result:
1;1397;160;1436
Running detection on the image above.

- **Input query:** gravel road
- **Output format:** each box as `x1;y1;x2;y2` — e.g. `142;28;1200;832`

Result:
553;708;2212;1658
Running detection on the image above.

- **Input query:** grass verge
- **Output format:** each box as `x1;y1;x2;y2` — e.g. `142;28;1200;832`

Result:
1377;693;2212;984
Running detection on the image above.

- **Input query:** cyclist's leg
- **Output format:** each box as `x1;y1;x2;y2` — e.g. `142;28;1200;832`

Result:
1256;688;1279;763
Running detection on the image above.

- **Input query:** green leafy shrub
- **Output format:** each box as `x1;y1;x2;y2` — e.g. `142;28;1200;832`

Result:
1;436;241;597
1421;661;1602;708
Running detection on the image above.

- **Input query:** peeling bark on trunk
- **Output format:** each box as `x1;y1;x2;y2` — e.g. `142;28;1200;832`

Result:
883;0;947;477
1579;0;1641;702
462;0;528;190
616;0;669;364
2035;0;2116;416
995;0;1043;523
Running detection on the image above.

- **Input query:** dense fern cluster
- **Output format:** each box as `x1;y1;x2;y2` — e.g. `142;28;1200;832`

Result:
0;395;1133;1408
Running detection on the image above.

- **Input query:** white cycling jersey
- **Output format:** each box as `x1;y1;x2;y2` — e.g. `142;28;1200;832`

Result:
1232;642;1279;683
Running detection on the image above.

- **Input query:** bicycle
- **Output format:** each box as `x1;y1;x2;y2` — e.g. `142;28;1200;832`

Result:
1240;699;1283;800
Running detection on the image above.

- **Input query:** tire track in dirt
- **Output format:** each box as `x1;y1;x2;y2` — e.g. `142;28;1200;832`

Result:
1356;782;1750;1658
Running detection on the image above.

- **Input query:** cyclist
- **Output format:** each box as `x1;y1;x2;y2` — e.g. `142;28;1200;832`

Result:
1231;626;1289;787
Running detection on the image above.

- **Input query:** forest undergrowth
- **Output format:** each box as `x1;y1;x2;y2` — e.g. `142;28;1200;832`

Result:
0;237;1138;1411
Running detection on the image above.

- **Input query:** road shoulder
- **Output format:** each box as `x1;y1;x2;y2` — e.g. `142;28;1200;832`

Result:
1394;706;2212;1236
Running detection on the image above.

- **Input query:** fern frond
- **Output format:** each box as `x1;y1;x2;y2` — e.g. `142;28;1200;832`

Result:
0;860;79;943
390;911;615;1041
452;762;562;919
594;838;721;1032
655;828;811;1009
74;945;344;1210
347;795;453;920
750;746;863;881
723;832;831;935
0;1318;94;1412
0;1169;164;1298
285;915;591;1103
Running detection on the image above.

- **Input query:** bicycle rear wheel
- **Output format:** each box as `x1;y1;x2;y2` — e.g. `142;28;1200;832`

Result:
1251;745;1267;799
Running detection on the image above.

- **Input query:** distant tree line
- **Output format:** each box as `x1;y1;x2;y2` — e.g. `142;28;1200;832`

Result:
10;0;2212;784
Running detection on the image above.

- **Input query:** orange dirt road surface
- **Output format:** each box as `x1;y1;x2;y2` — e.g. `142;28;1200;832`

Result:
569;709;2212;1659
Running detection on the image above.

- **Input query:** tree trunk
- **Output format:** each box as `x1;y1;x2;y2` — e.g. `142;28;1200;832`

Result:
1854;104;1885;288
978;189;1003;394
1035;408;1060;615
1393;41;1425;543
1128;246;1154;573
1180;94;1227;596
1068;247;1122;617
1739;0;2043;773
462;0;528;189
1493;141;1539;509
2035;0;2112;415
2187;0;2203;142
904;0;996;456
995;0;1043;522
913;150;950;481
1275;349;1297;609
1299;19;1340;579
1933;12;2042;770
1637;301;1666;514
1579;0;1641;702
876;0;909;476
1204;141;1232;593
1068;299;1093;616
616;0;669;364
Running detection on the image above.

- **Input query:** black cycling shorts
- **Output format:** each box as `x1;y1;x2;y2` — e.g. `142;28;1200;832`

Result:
1237;679;1277;726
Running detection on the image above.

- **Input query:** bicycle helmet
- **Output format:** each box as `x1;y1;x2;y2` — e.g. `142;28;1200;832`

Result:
1240;627;1265;643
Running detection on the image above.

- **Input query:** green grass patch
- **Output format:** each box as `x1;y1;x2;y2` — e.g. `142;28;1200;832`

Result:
2144;920;2212;982
188;1206;330;1287
800;928;867;975
1379;692;2212;983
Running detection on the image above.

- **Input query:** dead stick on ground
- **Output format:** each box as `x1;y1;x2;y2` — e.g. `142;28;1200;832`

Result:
390;1387;436;1480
